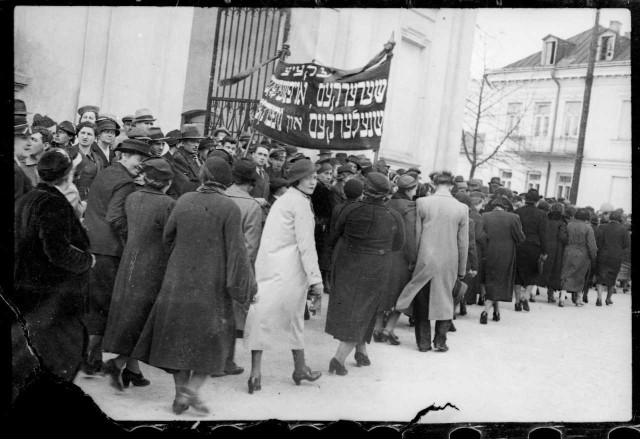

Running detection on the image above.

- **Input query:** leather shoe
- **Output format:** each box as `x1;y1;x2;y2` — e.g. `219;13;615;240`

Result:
492;311;501;322
292;366;322;385
448;323;457;332
373;330;387;343
433;343;449;352
329;358;348;376
515;301;522;312
418;345;432;352
521;299;530;312
479;311;488;324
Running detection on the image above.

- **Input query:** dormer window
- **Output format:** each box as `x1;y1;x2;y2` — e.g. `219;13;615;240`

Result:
541;37;558;65
597;33;615;61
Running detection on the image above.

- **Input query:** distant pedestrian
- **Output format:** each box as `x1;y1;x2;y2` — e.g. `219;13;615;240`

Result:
538;203;568;303
559;208;597;307
595;210;630;306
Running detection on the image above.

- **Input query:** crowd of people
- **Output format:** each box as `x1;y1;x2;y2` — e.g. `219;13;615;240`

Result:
12;99;632;414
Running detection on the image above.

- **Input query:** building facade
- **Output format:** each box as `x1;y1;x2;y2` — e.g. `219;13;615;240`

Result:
15;6;476;173
456;21;631;212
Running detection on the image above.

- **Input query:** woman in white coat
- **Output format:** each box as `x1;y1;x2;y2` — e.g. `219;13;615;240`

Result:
243;159;324;394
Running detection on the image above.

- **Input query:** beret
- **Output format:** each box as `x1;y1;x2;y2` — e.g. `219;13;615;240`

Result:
344;178;364;199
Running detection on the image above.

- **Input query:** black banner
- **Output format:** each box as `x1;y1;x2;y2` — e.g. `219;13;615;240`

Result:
251;59;391;151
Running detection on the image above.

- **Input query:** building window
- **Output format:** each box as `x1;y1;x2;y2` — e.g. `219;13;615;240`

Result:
598;35;615;61
500;170;513;189
506;102;523;136
527;172;541;192
543;41;557;65
618;100;631;140
556;174;572;199
563;101;582;138
533;103;551;137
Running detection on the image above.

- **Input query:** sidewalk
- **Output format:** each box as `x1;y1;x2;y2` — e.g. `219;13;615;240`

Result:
74;289;633;423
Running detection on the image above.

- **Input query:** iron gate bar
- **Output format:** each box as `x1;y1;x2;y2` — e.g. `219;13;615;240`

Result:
204;8;224;136
238;10;250;100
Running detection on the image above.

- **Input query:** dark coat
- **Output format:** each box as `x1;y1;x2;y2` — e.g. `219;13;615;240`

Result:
595;221;630;287
329;183;347;210
14;160;33;202
560;220;597;292
73;143;105;200
381;193;416;311
13;183;93;394
482;209;525;301
515;203;547;286
171;148;201;193
102;189;176;356
465;208;486;304
132;187;257;374
249;166;270;201
311;181;333;271
83;162;137;257
538;211;568;291
92;142;116;168
326;198;405;342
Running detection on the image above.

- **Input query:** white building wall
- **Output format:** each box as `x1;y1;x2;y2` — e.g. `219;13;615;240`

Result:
14;6;194;130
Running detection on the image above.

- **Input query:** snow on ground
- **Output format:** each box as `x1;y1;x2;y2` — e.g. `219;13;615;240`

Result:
74;288;632;423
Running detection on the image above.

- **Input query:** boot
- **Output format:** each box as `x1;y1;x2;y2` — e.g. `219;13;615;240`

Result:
583;291;589;304
547;290;556;303
433;321;449;352
606;287;614;305
459;301;467;316
521;298;530;312
292;349;321;385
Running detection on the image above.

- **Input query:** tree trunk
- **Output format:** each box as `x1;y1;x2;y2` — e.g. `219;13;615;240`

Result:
469;164;476;179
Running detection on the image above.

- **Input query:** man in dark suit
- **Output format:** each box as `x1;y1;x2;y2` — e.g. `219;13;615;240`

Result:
82;139;152;374
248;144;271;205
171;124;205;193
94;117;120;166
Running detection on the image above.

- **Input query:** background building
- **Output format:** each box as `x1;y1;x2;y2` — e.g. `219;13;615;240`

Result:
15;6;476;173
457;20;631;212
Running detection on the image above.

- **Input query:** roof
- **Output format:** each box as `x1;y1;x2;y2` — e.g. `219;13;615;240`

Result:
501;25;631;70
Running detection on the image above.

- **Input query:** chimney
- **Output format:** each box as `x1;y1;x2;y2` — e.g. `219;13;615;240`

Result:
610;20;622;35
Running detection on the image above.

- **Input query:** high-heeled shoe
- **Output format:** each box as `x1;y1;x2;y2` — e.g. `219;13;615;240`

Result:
383;330;400;345
479;311;488;324
521;299;530;312
373;330;387;343
172;389;189;415
328;358;348;376
492;311;501;322
181;387;210;414
122;368;150;388
515;301;522;312
292;367;322;385
354;352;371;367
103;359;124;391
247;376;261;394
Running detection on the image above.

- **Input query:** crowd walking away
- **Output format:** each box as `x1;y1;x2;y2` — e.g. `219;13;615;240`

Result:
12;98;632;414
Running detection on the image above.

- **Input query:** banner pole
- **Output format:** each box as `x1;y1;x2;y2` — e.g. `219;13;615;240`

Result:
373;149;380;166
244;130;257;158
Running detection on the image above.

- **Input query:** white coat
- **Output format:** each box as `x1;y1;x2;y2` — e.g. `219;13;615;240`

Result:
243;187;322;350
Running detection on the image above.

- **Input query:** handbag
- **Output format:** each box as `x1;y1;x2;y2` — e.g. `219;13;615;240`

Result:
452;279;468;301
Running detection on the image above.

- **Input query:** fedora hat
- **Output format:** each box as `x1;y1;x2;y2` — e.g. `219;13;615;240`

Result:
346;155;362;170
127;127;152;142
115;138;152;157
180;124;205;140
133;108;156;123
77;105;100;117
489;176;502;186
122;115;134;123
148;127;169;142
15;99;29;116
319;149;332;155
165;129;181;147
288;159;319;183
32;114;56;129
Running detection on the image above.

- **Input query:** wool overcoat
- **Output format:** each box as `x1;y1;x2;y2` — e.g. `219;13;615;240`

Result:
561;220;597;292
225;185;264;331
595;221;629;287
102;188;176;356
13;183;93;398
132;187;256;374
481;209;525;302
465;208;486;304
395;191;468;320
326;197;405;341
243;187;322;350
538;211;568;291
311;181;333;271
171;148;201;193
381;193;416;311
74;143;105;200
514;204;547;286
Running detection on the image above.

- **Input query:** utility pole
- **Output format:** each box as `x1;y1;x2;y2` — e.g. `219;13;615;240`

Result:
570;9;600;204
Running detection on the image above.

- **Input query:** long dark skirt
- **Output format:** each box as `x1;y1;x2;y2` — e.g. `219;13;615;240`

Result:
596;256;622;288
515;242;541;286
379;251;412;312
86;254;120;335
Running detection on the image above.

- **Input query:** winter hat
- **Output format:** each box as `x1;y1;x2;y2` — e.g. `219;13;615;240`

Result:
317;162;333;173
454;193;473;208
537;200;551;212
270;177;289;192
397;174;419;190
344;178;364;199
37;149;72;182
202;157;232;186
600;202;614;213
364;172;392;195
207;148;234;167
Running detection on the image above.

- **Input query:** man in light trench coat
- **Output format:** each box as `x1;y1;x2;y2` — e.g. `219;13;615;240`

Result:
395;171;468;352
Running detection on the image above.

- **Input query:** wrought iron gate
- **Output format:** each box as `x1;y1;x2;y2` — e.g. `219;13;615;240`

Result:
204;8;290;137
